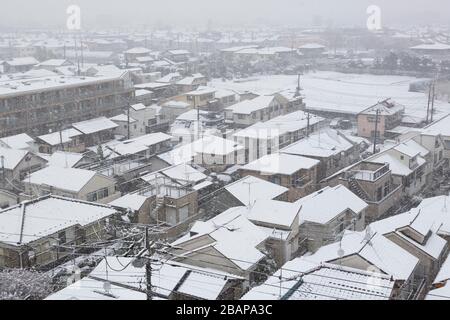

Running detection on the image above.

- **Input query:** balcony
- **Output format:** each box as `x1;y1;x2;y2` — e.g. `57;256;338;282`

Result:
346;162;390;182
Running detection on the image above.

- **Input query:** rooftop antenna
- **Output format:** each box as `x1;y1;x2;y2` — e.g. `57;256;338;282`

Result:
243;180;257;209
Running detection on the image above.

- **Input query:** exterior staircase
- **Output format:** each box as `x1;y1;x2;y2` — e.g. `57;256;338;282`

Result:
348;177;370;201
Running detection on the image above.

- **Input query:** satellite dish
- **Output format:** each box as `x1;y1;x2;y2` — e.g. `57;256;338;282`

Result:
337;247;345;258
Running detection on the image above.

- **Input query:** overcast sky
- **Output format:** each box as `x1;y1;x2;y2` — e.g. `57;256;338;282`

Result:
1;0;449;30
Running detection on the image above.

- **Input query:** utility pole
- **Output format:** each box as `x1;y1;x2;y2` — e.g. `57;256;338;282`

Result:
145;227;152;300
0;155;5;186
127;103;131;140
426;83;432;124
372;109;380;154
306;112;310;137
430;81;436;123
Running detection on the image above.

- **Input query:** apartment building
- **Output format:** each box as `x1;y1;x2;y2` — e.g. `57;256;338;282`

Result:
0;68;134;137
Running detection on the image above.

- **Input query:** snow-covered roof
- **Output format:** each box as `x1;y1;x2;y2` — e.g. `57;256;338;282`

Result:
298;43;326;49
24;166;98;193
159;135;243;165
37;128;83;146
37;59;71;67
306;230;419;280
47;151;84;168
225;175;288;206
110;114;137;123
108;193;148;211
163;100;191;109
233;110;324;140
241;153;319;175
125;47;151;54
4;57;39;66
295;185;368;224
281;129;355;158
246;199;301;229
45;277;147;300
0;133;34;150
172;207;268;271
242;259;394;300
359;99;405;116
0;195;117;246
225;95;274;115
0;147;33;170
410;43;450;51
72;117;118;135
368;208;447;260
422;114;450;137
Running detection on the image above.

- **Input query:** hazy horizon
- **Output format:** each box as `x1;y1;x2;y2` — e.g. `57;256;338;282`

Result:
0;0;449;31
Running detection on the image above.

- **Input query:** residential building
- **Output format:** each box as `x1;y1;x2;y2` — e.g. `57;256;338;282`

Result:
281;129;366;181
239;152;320;200
324;160;403;222
0;195;119;268
23;166;120;204
295;184;368;252
224;95;287;128
233;110;326;162
0;68;134;137
0;147;47;190
357;99;405;140
242;260;395;300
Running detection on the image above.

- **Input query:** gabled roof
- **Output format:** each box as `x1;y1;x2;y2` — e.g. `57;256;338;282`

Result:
72;117;118;135
281;129;355;158
307;230;419;280
224;95;275;115
295;185;368;224
172;207;268;271
224;175;288;206
0;133;34;150
242;259;394;300
0;195;117;246
24;166;98;193
241;153;319;175
0;147;35;170
47;151;85;168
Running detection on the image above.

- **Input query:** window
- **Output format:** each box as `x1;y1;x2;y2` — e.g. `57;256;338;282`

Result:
400;155;404;160
98;188;109;200
87;191;98;202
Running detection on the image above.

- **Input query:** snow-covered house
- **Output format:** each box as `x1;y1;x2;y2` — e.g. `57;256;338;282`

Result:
369;139;431;197
23;166;120;204
159;135;244;171
233;110;326;163
295;184;368;252
295;230;420;299
323;160;403;223
46;257;245;300
0;133;36;151
281;129;365;180
71;117;118;148
167;207;270;282
0;195;119;268
0;147;47;189
224;95;287;128
368;207;448;287
242;259;395;300
239;152;320;201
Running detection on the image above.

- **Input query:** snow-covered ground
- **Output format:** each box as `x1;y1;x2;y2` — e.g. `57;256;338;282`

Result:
210;71;450;121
